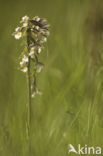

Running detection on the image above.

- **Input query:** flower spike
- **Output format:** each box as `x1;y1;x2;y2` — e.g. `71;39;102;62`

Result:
13;15;50;97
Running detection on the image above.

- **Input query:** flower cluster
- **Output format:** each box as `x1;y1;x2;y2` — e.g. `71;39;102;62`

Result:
13;15;50;97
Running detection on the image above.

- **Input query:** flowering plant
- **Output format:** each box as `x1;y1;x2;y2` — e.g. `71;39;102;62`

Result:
13;15;50;139
13;15;50;97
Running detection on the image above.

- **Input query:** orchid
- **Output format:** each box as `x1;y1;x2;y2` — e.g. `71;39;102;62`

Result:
13;15;50;141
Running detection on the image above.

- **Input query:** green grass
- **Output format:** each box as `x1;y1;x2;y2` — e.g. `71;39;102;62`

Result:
0;0;103;155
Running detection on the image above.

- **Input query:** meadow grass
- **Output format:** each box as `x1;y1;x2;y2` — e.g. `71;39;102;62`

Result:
0;0;103;155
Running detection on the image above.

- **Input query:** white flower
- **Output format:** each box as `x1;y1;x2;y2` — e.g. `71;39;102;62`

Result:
40;37;47;43
13;27;22;39
29;47;36;58
35;26;39;30
20;15;29;27
36;63;44;73
14;32;22;39
29;51;35;58
36;89;42;95
15;27;21;32
31;92;36;98
22;55;28;63
30;47;35;53
20;55;28;67
23;22;28;27
21;15;29;22
31;88;42;98
21;67;28;73
20;61;24;66
29;46;42;55
38;47;41;53
20;55;28;73
33;16;40;22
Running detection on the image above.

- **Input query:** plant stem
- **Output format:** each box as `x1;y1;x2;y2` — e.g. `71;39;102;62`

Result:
26;34;32;155
26;28;31;140
27;56;31;138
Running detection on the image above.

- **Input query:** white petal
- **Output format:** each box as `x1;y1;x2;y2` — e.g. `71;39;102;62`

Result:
22;55;28;63
20;61;24;66
36;63;44;73
30;47;35;53
33;16;40;22
15;27;21;32
21;67;28;72
35;26;39;30
31;92;36;98
23;22;28;27
22;15;29;21
38;47;41;53
14;32;22;39
29;51;35;58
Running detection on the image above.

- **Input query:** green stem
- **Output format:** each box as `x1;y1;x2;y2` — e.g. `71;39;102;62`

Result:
26;28;31;140
26;35;32;155
27;56;31;139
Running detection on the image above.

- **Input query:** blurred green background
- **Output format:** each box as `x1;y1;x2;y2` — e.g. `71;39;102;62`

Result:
0;0;103;155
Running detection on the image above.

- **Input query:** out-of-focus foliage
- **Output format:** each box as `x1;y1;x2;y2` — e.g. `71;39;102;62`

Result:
0;0;103;155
